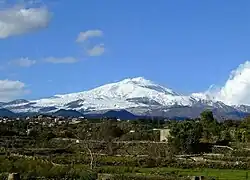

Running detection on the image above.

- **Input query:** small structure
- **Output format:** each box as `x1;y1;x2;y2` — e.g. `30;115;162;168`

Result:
69;119;81;125
8;173;20;180
48;123;55;127
58;121;66;125
153;128;171;142
152;128;171;142
160;128;171;142
26;128;32;136
54;118;59;123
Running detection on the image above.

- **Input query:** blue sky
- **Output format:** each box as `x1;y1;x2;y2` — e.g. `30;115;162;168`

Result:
0;0;250;101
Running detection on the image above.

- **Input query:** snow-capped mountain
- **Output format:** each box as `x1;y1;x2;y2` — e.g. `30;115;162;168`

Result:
2;77;192;111
0;77;249;119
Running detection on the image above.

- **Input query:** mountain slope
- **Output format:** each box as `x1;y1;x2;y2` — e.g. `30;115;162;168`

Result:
29;77;196;111
0;77;250;119
0;108;17;118
52;109;84;118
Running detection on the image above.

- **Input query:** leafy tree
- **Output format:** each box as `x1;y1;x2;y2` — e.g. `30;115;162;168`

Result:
200;110;219;142
237;116;250;142
98;120;124;155
200;110;215;124
39;131;56;141
168;120;203;154
99;120;124;141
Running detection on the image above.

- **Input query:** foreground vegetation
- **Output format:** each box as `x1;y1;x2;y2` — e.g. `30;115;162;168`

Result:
1;111;250;179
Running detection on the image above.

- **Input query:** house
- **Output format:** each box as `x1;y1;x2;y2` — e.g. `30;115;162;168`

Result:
69;118;81;125
159;129;171;142
58;120;67;125
54;118;60;123
26;128;32;136
48;123;55;127
38;115;44;120
153;128;171;142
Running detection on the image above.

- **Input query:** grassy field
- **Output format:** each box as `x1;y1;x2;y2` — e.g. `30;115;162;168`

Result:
2;119;250;179
2;155;249;179
94;166;250;180
150;168;250;180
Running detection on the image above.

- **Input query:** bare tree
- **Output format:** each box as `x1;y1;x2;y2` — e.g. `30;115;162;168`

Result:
75;134;94;169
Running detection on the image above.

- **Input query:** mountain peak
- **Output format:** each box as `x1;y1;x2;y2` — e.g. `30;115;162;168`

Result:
108;77;180;96
120;77;154;85
2;76;221;113
3;76;250;120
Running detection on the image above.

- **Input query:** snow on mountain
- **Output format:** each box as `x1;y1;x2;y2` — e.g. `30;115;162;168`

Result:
191;93;211;101
30;77;194;111
1;76;250;116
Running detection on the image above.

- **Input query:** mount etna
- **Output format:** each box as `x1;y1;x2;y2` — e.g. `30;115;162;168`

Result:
0;77;249;120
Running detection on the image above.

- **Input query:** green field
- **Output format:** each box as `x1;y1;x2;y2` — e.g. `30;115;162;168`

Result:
2;114;250;179
141;168;250;180
93;166;250;180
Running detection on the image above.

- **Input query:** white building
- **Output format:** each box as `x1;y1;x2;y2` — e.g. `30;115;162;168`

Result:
159;129;171;142
153;128;171;142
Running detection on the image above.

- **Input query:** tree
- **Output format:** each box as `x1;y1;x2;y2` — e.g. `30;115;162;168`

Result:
200;110;215;124
200;110;219;142
168;120;203;154
99;120;124;141
98;120;124;155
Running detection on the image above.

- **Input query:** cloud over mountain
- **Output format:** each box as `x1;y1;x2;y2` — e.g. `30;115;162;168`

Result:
215;61;250;106
0;80;28;102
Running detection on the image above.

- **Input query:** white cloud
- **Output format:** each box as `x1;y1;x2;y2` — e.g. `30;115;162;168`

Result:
214;61;250;105
45;57;78;64
10;57;36;67
76;29;105;57
87;43;105;56
76;29;103;42
0;79;27;102
0;5;51;38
